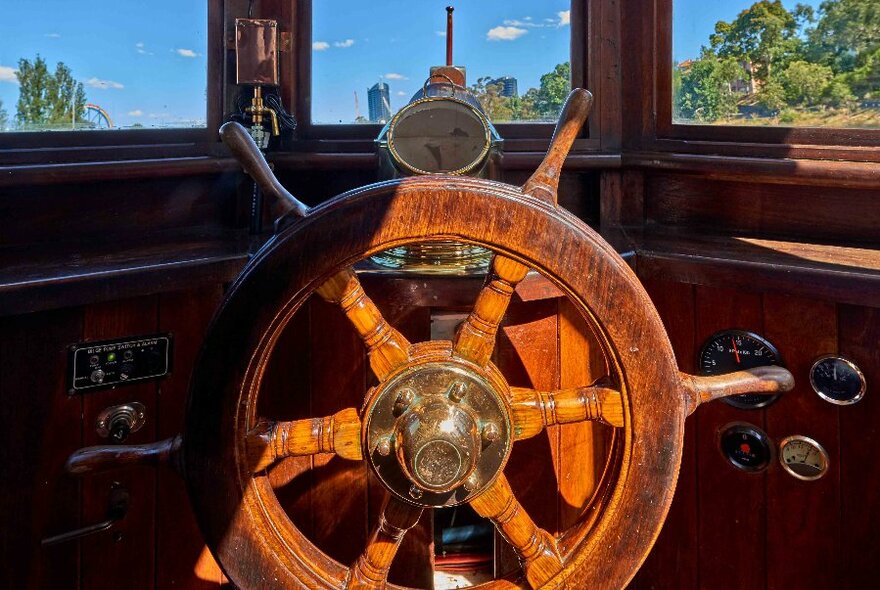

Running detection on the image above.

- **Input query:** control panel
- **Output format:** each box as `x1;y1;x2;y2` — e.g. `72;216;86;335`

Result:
68;334;172;393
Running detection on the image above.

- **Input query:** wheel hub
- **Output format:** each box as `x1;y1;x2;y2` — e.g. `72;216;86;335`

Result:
363;342;513;507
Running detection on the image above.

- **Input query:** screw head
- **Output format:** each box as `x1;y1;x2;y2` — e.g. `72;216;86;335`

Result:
447;381;468;403
376;437;393;457
482;422;500;445
463;474;480;492
393;388;416;416
409;485;424;500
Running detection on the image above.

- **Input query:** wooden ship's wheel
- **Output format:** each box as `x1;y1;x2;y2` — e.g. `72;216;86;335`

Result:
67;89;793;589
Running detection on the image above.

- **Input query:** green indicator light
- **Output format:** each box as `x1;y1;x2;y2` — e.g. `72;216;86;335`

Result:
107;352;117;362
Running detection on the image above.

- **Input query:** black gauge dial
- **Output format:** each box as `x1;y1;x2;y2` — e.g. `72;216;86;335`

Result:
719;423;772;472
699;330;783;409
810;355;866;405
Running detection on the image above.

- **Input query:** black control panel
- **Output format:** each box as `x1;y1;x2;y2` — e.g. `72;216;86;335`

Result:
69;334;172;393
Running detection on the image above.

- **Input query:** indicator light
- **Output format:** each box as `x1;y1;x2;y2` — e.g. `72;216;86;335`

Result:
107;352;117;362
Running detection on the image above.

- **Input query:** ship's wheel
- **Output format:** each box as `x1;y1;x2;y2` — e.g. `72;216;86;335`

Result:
67;89;793;589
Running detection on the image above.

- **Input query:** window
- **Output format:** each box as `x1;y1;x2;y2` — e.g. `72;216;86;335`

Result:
673;0;880;129
0;0;207;133
311;0;572;124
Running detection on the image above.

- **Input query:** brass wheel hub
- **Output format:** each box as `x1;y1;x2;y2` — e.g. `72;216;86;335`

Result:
363;342;513;507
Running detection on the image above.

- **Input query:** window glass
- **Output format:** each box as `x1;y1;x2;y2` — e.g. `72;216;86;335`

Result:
0;0;207;132
312;0;571;124
673;0;880;128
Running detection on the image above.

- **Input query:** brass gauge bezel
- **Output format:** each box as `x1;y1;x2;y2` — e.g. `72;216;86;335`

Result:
778;435;830;481
810;354;867;406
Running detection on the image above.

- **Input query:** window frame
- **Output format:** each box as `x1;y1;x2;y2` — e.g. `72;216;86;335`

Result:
0;1;224;166
290;0;596;151
649;0;880;155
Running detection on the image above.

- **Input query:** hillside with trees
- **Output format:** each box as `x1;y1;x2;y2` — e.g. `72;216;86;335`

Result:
674;0;880;126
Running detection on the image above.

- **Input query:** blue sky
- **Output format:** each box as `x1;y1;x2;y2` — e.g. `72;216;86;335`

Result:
674;0;823;62
312;0;571;123
0;0;828;129
0;0;206;129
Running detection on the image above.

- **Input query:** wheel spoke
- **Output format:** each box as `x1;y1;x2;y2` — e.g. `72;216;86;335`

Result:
510;382;624;441
316;268;411;381
347;494;423;589
452;255;530;366
470;474;563;589
247;408;362;473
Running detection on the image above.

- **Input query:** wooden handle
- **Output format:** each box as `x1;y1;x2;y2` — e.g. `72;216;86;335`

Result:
219;121;309;218
682;366;795;415
522;88;593;205
247;408;363;472
65;435;182;476
349;495;423;589
511;383;624;440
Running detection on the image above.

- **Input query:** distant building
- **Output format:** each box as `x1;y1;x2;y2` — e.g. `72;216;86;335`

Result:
490;76;518;98
368;82;392;123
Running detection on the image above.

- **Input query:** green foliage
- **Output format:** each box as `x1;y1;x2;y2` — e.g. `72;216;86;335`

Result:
468;62;570;122
0;98;7;130
780;60;834;105
15;55;86;129
806;0;880;72
677;0;880;125
676;52;746;122
710;0;802;82
536;62;571;118
757;79;787;113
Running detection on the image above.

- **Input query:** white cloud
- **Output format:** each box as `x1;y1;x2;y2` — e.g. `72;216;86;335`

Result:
396;91;407;96
86;77;125;90
435;30;446;37
487;26;528;41
383;73;408;80
558;10;571;26
128;110;144;117
503;18;544;28
44;33;61;38
334;39;355;48
0;65;18;84
313;41;330;51
175;48;199;58
135;42;153;55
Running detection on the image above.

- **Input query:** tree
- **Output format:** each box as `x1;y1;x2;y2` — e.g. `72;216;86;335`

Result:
535;62;571;119
0;98;7;130
15;55;86;129
710;0;802;82
780;60;833;105
676;51;746;122
806;0;880;72
469;77;514;122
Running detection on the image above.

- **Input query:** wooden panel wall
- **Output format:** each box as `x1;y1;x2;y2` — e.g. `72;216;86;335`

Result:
0;286;226;589
631;277;880;590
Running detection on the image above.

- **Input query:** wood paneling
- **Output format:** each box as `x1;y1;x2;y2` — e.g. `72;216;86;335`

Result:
0;309;83;589
694;286;766;590
80;297;158;590
838;306;880;589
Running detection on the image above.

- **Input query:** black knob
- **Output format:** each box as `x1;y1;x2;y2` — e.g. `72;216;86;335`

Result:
109;416;133;443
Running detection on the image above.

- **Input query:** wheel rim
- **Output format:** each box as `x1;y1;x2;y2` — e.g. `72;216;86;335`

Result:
185;176;686;589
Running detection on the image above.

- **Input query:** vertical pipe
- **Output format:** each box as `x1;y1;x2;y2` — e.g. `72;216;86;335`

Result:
446;6;454;66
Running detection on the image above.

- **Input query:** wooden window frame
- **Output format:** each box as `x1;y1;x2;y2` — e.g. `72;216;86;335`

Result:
0;1;224;166
289;0;598;153
644;0;880;160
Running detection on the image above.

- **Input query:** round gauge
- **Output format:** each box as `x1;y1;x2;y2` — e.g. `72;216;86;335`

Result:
779;435;829;481
719;423;773;472
699;330;783;409
810;355;866;405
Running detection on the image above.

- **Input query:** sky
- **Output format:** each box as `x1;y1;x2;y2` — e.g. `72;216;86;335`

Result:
0;0;829;130
674;0;823;63
0;0;207;130
312;0;571;123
